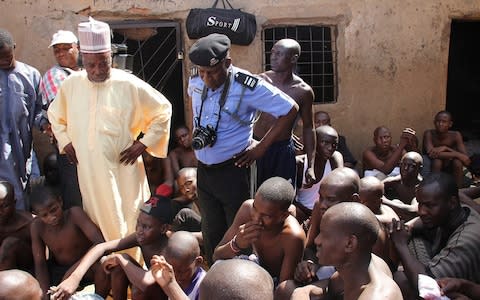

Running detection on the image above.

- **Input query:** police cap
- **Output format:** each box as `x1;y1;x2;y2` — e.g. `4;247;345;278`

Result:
188;33;231;67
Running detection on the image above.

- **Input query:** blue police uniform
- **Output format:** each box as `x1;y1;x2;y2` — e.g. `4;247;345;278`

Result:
188;66;294;165
187;33;295;264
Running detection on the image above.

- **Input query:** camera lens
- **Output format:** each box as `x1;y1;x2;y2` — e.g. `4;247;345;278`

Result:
192;137;204;150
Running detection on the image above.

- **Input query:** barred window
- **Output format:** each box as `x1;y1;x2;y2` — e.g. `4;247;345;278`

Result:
263;26;337;103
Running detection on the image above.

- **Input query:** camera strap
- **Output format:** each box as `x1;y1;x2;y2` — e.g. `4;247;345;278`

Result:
197;71;232;131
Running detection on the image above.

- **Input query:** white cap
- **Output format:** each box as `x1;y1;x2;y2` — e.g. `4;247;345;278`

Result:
48;30;78;48
77;17;111;54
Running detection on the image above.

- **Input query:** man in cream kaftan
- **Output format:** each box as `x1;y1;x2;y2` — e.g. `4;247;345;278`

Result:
48;67;172;242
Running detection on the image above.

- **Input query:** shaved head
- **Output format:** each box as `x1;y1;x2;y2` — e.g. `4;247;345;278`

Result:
165;231;200;261
323;202;380;250
0;269;42;300
200;259;273;300
401;151;423;166
316;125;338;139
275;38;301;56
321;167;360;196
359;176;383;211
360;176;384;195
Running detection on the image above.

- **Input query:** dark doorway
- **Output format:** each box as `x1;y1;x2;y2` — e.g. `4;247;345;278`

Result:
446;20;480;139
109;21;185;136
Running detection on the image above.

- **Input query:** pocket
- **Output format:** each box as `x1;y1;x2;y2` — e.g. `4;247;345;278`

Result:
97;105;123;163
98;105;122;137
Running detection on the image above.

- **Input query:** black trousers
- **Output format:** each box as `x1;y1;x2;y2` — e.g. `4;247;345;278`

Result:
197;159;249;264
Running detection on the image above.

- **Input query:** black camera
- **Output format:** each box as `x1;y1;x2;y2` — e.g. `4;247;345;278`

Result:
192;124;217;150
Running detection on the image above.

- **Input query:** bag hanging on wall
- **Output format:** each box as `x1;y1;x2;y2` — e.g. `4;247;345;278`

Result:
186;0;257;45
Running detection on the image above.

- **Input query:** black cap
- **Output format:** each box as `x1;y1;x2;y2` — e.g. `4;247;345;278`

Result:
140;195;173;224
188;33;231;67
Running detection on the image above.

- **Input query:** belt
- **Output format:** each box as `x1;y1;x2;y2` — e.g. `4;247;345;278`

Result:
198;157;236;169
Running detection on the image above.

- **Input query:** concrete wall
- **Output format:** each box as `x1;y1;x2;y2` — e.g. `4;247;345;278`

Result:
2;0;479;169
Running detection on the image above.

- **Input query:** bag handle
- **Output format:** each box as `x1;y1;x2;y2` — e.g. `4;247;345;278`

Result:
212;0;234;9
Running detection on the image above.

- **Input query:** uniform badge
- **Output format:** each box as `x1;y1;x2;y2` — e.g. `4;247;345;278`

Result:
234;72;258;90
190;66;199;78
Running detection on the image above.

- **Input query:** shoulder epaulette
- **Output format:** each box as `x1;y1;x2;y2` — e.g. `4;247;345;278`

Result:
190;66;199;78
234;72;258;90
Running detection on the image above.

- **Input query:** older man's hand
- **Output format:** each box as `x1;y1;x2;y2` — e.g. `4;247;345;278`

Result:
120;140;147;165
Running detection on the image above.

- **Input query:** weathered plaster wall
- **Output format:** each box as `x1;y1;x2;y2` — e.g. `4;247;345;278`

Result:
1;0;479;168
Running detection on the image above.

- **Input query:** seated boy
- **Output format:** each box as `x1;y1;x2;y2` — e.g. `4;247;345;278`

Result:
363;126;417;179
383;151;423;220
0;269;43;300
314;111;357;169
150;231;206;300
294;125;343;225
213;177;306;284
0;181;33;271
171;168;202;243
168;125;198;177
423;110;471;187
359;176;399;227
29;185;109;299
291;202;402;299
390;172;480;298
50;195;173;300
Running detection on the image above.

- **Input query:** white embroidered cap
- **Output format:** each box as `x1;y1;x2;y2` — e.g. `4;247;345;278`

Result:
77;17;111;53
48;30;78;48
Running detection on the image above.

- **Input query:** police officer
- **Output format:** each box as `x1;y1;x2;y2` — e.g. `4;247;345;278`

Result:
188;33;299;263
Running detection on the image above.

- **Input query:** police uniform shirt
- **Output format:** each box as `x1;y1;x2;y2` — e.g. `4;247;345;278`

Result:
188;65;295;165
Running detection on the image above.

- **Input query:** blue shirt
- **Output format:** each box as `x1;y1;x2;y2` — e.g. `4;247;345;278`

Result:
0;61;42;206
188;66;295;165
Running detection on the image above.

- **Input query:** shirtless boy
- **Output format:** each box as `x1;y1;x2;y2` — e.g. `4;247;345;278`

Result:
254;38;316;187
359;176;399;227
363;126;417;179
171;168;202;239
383;151;423;220
302;167;361;263
168;125;198;177
0;181;33;271
423;110;471;187
29;185;109;299
213;176;305;283
150;231;206;300
314;111;357;169
50;195;173;300
295;125;343;224
291;202;402;300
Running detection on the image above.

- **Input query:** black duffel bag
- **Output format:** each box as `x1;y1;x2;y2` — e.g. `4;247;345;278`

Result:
186;0;257;45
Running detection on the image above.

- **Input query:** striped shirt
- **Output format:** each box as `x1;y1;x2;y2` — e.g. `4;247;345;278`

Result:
427;206;480;283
